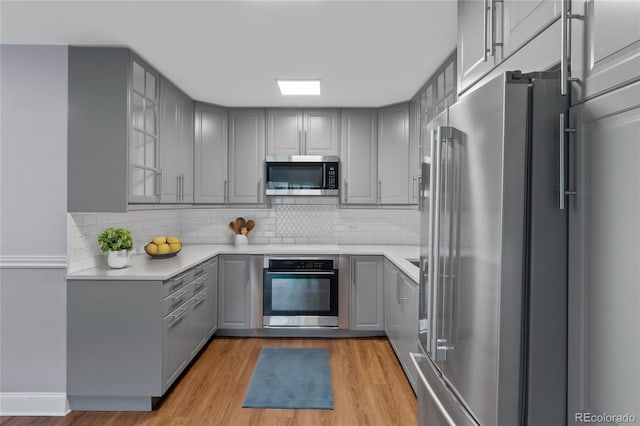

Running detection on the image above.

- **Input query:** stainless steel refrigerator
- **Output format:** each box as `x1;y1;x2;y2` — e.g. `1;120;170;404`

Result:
411;71;569;426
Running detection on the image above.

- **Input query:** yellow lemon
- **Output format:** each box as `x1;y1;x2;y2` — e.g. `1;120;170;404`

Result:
157;243;171;254
169;242;182;253
152;236;167;245
166;236;180;244
145;242;158;255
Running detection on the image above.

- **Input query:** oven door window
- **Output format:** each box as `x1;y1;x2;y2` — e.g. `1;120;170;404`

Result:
266;163;323;190
264;272;338;316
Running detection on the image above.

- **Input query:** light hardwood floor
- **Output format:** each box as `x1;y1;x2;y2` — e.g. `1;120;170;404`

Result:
1;337;417;426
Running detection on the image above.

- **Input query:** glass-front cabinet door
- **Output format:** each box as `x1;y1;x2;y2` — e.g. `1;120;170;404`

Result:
129;57;160;202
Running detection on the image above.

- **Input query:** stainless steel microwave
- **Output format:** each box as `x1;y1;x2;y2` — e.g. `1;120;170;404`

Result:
265;155;339;196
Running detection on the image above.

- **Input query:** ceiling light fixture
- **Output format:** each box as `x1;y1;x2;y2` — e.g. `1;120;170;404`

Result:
277;80;321;96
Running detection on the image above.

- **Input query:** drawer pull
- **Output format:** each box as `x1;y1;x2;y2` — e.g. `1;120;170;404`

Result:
171;289;188;300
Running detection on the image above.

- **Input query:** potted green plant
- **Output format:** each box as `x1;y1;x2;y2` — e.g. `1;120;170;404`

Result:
98;227;134;268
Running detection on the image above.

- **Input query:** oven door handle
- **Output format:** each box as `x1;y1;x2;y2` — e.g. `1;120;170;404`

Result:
265;271;336;276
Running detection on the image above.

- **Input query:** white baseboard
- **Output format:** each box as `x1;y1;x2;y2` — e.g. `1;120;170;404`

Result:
0;392;70;416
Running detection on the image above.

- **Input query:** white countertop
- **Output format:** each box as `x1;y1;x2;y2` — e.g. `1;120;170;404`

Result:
67;244;420;283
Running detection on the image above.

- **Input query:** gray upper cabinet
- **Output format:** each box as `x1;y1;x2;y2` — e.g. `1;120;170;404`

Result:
218;255;252;329
228;109;266;204
129;56;161;204
266;109;339;156
409;97;421;205
350;256;384;331
68;47;160;212
340;109;378;204
159;77;194;204
458;0;499;94
303;109;340;155
570;0;640;102
378;103;410;204
194;103;228;204
502;0;561;59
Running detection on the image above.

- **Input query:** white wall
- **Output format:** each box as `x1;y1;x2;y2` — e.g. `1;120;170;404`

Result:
0;45;69;414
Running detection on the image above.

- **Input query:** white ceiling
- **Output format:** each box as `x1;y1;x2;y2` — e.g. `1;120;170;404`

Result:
1;1;457;107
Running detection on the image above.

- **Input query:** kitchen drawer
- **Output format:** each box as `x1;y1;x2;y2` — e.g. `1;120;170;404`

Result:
191;273;208;295
163;282;194;316
162;269;195;297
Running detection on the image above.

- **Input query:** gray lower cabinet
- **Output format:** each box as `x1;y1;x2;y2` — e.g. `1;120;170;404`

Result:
204;257;219;336
571;0;640;101
350;256;384;330
384;259;419;393
218;255;252;329
68;257;218;411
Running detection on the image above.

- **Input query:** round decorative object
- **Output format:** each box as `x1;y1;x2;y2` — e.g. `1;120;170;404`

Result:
146;250;181;259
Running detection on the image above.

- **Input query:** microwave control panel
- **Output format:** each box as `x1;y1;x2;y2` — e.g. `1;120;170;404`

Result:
326;163;338;189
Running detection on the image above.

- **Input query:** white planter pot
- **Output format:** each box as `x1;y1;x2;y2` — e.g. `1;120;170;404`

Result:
234;235;248;246
107;249;133;269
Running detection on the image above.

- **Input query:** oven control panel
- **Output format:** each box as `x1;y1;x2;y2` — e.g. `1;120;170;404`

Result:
268;259;334;270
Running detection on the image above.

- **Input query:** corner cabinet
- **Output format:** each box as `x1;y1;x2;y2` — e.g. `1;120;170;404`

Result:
384;259;419;393
67;257;218;411
194;103;228;204
350;256;384;331
340;109;378;204
228;109;266;204
69;47;161;212
266;109;339;156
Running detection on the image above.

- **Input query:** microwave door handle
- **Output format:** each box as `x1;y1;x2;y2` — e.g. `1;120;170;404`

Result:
322;163;327;188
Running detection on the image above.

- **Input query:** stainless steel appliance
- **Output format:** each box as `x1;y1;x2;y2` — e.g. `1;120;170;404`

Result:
412;71;568;425
264;155;339;196
263;256;339;327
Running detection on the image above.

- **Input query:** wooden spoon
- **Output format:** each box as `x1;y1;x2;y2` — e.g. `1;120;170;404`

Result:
235;217;246;232
229;221;238;234
246;220;255;234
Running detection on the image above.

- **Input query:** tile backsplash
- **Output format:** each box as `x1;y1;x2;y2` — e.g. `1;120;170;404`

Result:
69;199;419;273
68;210;181;273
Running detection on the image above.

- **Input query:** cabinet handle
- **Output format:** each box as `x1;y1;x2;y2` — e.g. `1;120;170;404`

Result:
304;130;307;154
171;290;185;301
378;180;382;203
344;181;348;203
224;179;228;203
257;178;262;203
176;175;180;202
487;0;494;57
298;130;302;153
483;0;489;61
167;308;187;326
193;293;207;307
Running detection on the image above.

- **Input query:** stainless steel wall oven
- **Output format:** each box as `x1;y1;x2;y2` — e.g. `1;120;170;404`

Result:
263;256;339;327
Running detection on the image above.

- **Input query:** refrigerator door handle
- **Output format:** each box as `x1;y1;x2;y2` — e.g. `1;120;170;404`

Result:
410;353;457;426
428;128;442;358
559;113;577;209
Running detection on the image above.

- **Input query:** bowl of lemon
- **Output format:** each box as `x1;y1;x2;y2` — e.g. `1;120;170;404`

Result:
144;236;182;258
